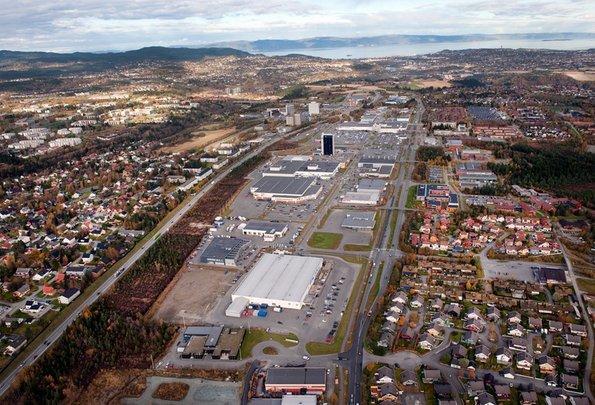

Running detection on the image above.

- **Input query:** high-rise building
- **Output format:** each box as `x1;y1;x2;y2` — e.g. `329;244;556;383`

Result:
285;104;295;116
308;101;320;115
321;133;334;156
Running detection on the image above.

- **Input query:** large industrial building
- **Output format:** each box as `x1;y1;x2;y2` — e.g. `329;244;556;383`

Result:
358;156;396;178
250;176;322;203
230;253;323;309
199;237;250;267
342;179;386;206
241;220;289;241
263;157;339;179
341;211;376;230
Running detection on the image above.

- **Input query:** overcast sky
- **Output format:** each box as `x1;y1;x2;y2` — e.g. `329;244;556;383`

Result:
2;0;594;52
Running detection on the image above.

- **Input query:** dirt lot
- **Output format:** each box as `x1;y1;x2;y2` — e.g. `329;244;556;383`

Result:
561;70;595;82
411;79;452;89
152;382;190;401
160;126;237;153
153;265;236;324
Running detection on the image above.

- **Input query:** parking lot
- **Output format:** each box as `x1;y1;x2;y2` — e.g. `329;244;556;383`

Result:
318;209;373;247
204;256;361;344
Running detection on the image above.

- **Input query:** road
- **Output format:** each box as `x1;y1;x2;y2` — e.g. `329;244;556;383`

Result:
559;242;594;402
0;121;318;397
340;98;425;404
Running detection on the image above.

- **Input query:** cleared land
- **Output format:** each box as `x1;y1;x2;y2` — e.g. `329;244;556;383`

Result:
409;79;452;89
152;382;190;401
153;266;235;323
561;70;595;82
160;126;236;153
308;232;343;250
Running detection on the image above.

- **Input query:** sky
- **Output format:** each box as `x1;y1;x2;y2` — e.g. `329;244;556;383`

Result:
1;0;594;52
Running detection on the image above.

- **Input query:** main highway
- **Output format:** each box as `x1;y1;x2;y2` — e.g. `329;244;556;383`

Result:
0;121;320;397
340;98;425;404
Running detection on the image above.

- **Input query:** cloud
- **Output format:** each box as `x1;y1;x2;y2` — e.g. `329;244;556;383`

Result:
0;0;593;51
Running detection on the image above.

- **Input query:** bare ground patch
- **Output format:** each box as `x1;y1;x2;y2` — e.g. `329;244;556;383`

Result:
152;265;236;323
152;382;190;401
160;126;237;154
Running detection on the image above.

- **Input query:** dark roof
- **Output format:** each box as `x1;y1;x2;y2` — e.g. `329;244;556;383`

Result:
266;367;326;386
62;287;79;298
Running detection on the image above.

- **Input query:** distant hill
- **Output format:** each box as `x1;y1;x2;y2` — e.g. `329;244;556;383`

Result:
211;33;595;53
0;46;250;65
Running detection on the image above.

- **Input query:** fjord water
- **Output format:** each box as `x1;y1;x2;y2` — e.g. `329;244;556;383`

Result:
262;38;595;58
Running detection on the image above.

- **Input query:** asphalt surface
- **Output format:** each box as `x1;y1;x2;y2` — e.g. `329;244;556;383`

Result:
341;98;425;404
0;124;311;397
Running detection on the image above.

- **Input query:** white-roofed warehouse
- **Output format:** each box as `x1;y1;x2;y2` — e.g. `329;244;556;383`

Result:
230;253;323;310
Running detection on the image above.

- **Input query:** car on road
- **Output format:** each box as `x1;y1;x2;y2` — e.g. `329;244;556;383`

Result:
302;355;310;360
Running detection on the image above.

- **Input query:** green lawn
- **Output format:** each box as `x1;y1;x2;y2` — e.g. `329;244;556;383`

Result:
240;329;298;358
343;243;372;252
577;278;595;295
405;185;421;209
307;232;343;250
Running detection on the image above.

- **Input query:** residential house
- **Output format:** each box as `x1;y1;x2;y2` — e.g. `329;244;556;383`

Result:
521;391;538;405
561;374;579;390
467;380;485;396
508;324;526;337
548;320;563;333
400;370;417;386
2;334;27;356
478;392;496;405
418;333;436;351
422;369;441;384
494;384;511;400
562;346;580;360
496;347;512;365
475;344;491;363
13;284;30;298
378;383;400;402
58;288;80;305
375;366;395;384
516;352;533;370
486;306;500;321
568;324;587;337
507;311;521;324
565;334;581;347
537;356;556;374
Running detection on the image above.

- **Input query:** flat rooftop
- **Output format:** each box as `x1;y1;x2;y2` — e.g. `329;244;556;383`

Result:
243;220;288;234
342;211;376;229
359;156;396;166
232;253;323;307
200;237;249;263
251;176;317;197
265;158;339;176
266;367;327;385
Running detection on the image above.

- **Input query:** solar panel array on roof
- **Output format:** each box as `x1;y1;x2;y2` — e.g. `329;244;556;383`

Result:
251;176;315;196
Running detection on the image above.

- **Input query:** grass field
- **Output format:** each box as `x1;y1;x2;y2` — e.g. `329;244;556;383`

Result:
307;232;343;250
240;329;298;358
405;185;421;209
577;278;595;295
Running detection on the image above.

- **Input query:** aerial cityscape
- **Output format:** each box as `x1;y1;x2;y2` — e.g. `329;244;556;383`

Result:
0;1;594;404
